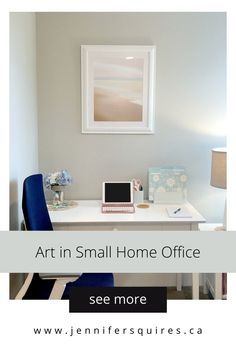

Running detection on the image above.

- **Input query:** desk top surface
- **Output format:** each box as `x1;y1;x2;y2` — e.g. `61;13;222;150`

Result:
49;200;205;224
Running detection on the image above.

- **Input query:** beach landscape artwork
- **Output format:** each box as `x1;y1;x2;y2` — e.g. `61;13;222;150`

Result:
93;57;144;122
81;45;156;134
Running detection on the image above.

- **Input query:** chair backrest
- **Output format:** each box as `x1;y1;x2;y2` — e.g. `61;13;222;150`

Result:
22;174;53;230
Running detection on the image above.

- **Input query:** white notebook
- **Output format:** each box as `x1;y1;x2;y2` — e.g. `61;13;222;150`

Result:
166;206;192;218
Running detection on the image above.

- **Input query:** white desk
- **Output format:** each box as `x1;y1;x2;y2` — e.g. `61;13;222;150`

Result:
49;200;206;299
49;200;205;231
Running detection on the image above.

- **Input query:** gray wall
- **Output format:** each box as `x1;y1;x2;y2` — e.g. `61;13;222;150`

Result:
10;13;39;297
10;13;39;231
37;12;226;222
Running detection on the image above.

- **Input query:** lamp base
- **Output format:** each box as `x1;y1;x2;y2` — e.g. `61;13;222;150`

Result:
214;198;227;231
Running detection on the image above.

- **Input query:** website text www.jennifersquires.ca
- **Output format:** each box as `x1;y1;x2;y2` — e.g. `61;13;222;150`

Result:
33;325;203;337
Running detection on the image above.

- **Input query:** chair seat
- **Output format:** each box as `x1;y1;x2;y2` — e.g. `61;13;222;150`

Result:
62;273;114;299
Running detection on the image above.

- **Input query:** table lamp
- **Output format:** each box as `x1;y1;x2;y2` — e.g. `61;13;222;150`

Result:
210;148;227;230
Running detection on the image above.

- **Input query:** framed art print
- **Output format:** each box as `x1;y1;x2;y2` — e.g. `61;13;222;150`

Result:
81;45;156;134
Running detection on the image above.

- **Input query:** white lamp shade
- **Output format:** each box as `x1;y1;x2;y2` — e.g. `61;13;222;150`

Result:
211;148;227;189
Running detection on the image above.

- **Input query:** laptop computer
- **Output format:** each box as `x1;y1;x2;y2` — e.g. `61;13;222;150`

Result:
102;181;135;213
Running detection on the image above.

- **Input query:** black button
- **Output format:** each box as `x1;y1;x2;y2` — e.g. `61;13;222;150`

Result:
69;287;167;313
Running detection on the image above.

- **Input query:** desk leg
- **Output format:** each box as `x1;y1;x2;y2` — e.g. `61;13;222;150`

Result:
176;274;182;291
202;273;208;294
192;273;199;299
214;273;222;299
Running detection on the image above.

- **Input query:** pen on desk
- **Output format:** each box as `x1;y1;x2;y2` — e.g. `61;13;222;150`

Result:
174;207;181;214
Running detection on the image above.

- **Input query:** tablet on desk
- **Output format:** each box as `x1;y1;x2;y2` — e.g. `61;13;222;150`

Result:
102;181;135;213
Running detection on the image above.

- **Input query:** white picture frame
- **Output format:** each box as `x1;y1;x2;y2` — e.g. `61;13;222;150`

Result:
81;45;156;134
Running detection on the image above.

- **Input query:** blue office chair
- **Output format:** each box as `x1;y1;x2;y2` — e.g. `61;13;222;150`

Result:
19;174;114;299
22;174;53;231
